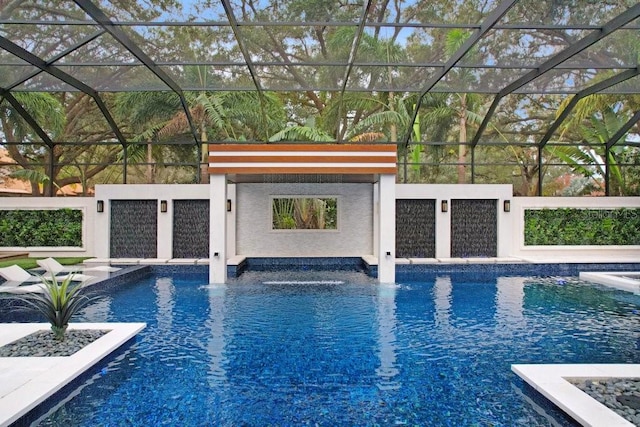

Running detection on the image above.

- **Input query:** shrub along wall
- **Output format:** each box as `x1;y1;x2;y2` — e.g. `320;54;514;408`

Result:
0;209;83;247
524;208;640;245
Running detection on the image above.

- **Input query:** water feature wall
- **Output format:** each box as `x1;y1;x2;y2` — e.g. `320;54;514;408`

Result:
450;199;497;257
172;200;210;258
395;199;436;258
110;200;157;258
395;184;511;258
94;185;210;259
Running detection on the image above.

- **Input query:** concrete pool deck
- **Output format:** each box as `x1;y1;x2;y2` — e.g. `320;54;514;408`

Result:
0;323;145;427
81;255;640;265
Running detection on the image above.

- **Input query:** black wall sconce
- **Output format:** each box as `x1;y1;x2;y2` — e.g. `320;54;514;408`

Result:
441;200;448;213
160;200;168;213
503;200;511;213
226;199;232;212
97;200;104;213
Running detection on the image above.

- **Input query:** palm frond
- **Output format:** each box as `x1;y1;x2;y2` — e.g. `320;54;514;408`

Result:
269;126;335;142
349;132;386;143
158;112;190;138
9;168;61;189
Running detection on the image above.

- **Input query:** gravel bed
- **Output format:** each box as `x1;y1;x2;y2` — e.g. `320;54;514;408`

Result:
0;329;109;357
571;378;640;426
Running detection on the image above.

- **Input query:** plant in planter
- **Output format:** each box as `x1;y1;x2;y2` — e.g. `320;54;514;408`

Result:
19;274;94;341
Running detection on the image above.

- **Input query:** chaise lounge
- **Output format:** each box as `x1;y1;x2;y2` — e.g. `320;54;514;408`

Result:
0;264;94;284
36;257;120;275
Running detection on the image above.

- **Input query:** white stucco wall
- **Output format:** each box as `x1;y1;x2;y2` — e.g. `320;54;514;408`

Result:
0;197;95;257
396;184;513;258
511;197;640;261
236;183;373;257
2;185;638;263
94;184;212;259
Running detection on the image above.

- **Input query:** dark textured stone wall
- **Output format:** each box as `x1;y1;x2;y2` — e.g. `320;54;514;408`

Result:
451;199;497;257
173;200;209;258
396;199;436;258
110;200;157;258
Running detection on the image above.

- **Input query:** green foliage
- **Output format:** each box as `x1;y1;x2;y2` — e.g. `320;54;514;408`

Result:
524;208;640;246
18;275;93;341
0;209;82;247
269;124;335;142
551;107;636;196
272;197;337;229
1;92;65;141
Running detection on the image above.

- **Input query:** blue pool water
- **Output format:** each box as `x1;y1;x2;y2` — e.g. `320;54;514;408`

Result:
32;270;640;426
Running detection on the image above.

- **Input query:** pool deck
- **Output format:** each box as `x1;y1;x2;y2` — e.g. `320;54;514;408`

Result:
83;255;640;265
0;323;145;427
512;364;640;427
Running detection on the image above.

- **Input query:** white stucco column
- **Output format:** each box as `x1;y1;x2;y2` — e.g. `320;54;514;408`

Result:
436;198;451;258
378;174;395;283
157;199;172;259
209;174;227;284
94;198;110;258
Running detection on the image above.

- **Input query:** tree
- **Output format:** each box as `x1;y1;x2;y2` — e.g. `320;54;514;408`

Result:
115;91;184;183
553;107;639;196
0;93;64;195
116;89;286;182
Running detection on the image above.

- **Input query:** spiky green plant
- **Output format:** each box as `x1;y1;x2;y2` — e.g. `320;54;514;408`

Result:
19;275;93;341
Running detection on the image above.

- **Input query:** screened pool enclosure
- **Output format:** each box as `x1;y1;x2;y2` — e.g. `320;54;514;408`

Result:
0;0;639;196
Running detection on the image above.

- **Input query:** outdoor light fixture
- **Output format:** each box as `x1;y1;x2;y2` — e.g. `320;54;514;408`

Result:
227;199;232;212
160;200;168;213
503;200;511;212
441;200;448;213
97;200;104;213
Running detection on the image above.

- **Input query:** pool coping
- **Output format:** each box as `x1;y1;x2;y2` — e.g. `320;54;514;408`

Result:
0;322;146;427
579;272;640;294
512;364;640;427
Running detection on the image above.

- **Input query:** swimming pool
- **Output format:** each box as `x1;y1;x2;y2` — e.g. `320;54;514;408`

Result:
29;270;640;426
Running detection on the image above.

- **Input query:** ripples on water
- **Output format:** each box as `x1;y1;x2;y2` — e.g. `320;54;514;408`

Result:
37;272;640;426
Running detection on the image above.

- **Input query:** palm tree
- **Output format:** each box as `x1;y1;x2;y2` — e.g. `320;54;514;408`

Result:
116;89;285;183
552;107;638;196
441;29;484;183
115;91;183;183
269;117;335;142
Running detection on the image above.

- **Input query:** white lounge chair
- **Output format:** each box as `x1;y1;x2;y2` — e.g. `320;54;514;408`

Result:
0;265;43;283
0;281;45;294
0;266;46;293
0;264;93;283
37;257;120;275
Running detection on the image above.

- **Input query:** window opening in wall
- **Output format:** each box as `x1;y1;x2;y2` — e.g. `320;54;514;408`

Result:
272;197;337;230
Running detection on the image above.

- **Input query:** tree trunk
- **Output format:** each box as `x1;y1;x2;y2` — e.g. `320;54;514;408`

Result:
388;91;397;143
200;126;209;184
146;140;154;183
457;95;467;184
